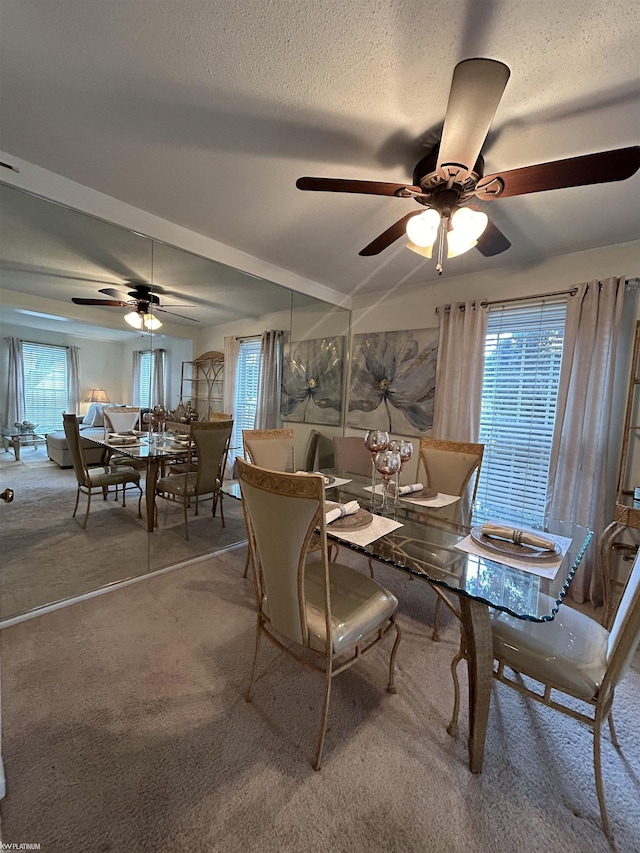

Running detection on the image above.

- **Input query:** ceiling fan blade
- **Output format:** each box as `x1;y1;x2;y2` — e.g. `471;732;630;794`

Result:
359;211;423;256
155;307;200;322
99;287;132;300
71;298;126;307
475;146;640;199
297;176;422;197
475;218;511;256
437;58;510;176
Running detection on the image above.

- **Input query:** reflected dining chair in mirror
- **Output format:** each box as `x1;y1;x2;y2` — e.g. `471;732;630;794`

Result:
448;550;640;842
333;435;372;478
103;406;141;435
302;429;321;472
242;428;295;472
154;420;233;540
236;458;402;770
62;413;143;529
416;437;485;641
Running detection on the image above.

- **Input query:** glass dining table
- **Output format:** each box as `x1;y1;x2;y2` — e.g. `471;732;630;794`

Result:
86;431;191;532
224;469;592;774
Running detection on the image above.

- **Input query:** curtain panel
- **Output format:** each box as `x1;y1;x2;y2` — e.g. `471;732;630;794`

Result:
5;338;25;428
66;345;81;414
255;330;283;430
546;277;625;604
433;301;488;442
223;335;240;477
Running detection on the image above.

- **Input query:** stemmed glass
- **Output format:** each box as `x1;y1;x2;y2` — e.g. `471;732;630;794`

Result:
388;440;414;505
374;449;402;511
364;430;389;505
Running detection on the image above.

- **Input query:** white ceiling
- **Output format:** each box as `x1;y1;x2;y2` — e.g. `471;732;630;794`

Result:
0;0;639;301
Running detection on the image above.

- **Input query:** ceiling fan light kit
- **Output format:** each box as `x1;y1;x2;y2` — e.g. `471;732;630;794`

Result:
124;309;162;331
296;57;640;275
71;282;199;329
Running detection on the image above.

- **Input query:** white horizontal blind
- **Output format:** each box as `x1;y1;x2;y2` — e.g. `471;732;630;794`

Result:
139;351;153;408
473;300;567;526
22;342;69;432
232;339;261;455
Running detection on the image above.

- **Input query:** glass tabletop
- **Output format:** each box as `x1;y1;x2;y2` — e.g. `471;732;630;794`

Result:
85;432;190;460
224;469;592;623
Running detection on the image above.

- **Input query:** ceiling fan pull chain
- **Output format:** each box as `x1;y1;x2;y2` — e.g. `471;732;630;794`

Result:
435;219;446;275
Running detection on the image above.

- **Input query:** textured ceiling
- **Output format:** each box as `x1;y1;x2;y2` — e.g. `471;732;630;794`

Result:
0;0;639;301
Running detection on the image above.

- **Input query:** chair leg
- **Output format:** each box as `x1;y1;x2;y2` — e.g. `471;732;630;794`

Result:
72;487;81;519
607;710;620;749
367;557;375;578
432;595;442;642
593;711;613;841
243;547;252;579
183;498;190;541
219;491;225;528
387;618;401;694
313;662;333;771
81;490;92;529
136;486;143;519
245;622;262;702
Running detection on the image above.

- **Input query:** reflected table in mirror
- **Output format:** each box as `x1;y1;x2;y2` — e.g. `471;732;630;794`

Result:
1;427;46;462
224;469;592;774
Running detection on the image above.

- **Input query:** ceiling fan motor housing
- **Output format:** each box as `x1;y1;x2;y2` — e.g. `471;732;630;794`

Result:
412;146;485;213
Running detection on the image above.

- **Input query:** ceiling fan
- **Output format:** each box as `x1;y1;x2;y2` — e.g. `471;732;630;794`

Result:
296;58;640;273
72;283;199;330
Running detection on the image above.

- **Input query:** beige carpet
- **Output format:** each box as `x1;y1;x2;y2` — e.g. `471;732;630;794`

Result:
1;548;639;852
0;450;247;620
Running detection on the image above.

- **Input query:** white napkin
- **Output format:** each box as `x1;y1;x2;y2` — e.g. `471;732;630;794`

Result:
390;482;424;496
326;500;359;524
296;470;331;485
482;522;555;551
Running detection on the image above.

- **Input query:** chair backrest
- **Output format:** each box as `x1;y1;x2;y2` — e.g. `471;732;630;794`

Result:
333;436;371;477
604;549;640;690
208;412;233;421
62;412;90;487
302;429;321;472
237;457;327;647
243;428;295;472
191;420;233;495
416;437;484;502
103;407;140;434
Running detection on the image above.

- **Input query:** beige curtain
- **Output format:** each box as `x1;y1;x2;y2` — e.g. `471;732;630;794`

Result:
5;338;25;428
255;330;283;430
546;277;625;604
433;301;488;442
223;335;240;477
66;345;81;414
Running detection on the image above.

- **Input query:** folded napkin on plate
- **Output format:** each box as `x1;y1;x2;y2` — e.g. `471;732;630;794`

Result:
326;501;359;524
390;482;424;496
482;522;555;551
296;470;331;485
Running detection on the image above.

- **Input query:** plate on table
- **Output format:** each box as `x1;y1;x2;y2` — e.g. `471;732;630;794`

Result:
327;507;373;531
399;487;438;501
470;526;561;561
323;475;336;486
108;433;137;445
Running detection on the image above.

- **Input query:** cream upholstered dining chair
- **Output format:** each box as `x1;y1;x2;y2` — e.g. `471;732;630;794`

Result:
242;428;295;472
236;457;402;770
103;406;141;434
415;437;484;641
155;420;232;540
448;551;640;842
62;413;142;528
302;429;321;472
333;435;372;478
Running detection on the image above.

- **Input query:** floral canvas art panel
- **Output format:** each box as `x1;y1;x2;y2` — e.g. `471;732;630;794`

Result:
348;329;438;435
281;337;345;425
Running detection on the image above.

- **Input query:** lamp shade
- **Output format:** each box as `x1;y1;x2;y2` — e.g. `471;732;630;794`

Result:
87;388;110;403
124;310;143;329
406;209;440;248
143;313;162;330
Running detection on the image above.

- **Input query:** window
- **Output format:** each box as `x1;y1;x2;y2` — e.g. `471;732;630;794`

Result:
22;342;69;433
231;338;261;454
139;351;153;408
473;301;567;526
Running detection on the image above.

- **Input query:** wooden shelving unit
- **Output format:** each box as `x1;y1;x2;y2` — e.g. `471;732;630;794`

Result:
178;352;224;421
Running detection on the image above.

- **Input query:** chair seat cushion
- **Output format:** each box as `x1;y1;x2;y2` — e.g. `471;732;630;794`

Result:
156;473;221;497
303;561;398;654
87;466;140;487
491;595;609;698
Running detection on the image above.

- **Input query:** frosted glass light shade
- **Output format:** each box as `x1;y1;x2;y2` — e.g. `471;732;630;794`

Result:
124;310;143;329
447;231;478;257
451;207;488;241
143;313;162;330
406;240;433;258
406;209;440;248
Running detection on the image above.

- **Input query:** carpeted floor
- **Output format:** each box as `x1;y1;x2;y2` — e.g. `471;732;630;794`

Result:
0;449;247;620
1;547;638;852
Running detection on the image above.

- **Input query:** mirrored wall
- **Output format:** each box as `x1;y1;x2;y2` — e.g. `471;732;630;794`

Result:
0;182;350;620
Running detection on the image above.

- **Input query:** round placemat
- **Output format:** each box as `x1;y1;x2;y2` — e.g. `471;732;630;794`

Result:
470;526;560;561
399;487;438;501
328;507;374;531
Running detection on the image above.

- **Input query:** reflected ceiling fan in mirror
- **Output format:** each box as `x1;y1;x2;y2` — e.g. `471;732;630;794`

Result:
71;283;199;330
297;58;640;274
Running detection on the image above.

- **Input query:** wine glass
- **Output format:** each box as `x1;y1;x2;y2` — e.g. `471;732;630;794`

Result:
364;430;389;504
388;440;414;504
374;449;402;511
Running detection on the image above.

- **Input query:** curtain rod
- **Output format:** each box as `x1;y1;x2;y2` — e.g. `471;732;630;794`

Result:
234;334;261;342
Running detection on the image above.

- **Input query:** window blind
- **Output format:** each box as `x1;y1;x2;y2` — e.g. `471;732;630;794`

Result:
473;300;566;526
231;339;261;454
139;351;153;408
22;342;69;432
